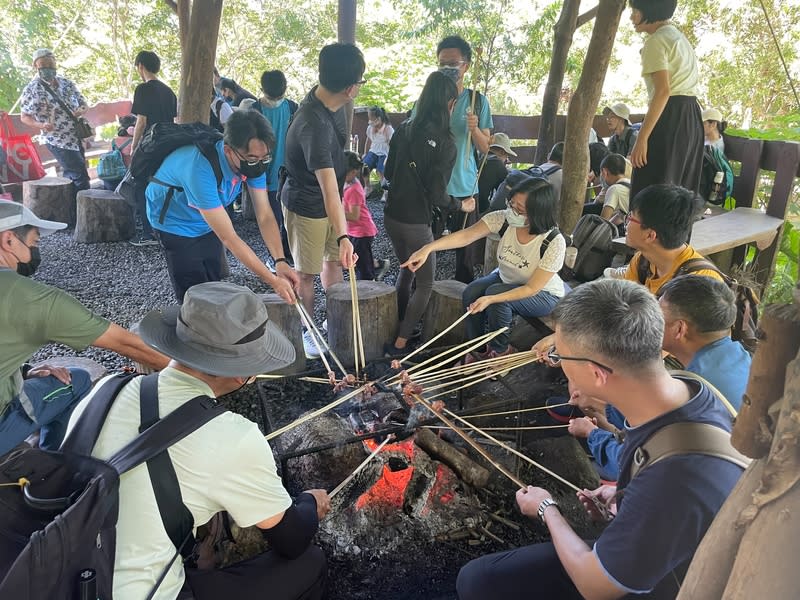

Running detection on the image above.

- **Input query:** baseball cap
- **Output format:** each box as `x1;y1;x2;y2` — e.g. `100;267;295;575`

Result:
701;108;724;123
0;200;66;237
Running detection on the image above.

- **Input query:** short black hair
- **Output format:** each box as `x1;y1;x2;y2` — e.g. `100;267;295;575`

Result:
134;50;161;74
318;43;365;93
219;78;238;93
659;275;736;333
9;225;35;239
510;177;559;235
344;150;363;172
261;70;287;98
224;109;276;152
548;141;564;163
601;153;627;176
589;142;610;176
628;0;677;23
436;35;472;63
630;184;704;249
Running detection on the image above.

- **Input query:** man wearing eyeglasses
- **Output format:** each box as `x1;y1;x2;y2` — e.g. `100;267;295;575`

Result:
145;109;298;303
458;279;744;600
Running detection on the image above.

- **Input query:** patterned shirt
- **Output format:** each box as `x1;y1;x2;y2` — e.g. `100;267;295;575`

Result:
20;76;88;151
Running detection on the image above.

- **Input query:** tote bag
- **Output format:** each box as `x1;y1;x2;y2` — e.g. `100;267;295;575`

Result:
0;112;46;184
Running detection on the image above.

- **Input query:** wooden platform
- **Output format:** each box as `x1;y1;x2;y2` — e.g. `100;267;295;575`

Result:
612;207;784;258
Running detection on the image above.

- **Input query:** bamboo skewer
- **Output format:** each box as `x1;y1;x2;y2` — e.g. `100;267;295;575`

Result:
400;310;472;365
295;301;348;378
462;149;490;230
348;267;361;378
399;328;507;380
460;402;570;419
423;354;542;401
294;301;335;377
424;424;569;432
329;436;392;499
463;47;483;169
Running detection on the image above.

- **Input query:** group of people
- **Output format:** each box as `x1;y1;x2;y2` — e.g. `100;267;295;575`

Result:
3;0;752;597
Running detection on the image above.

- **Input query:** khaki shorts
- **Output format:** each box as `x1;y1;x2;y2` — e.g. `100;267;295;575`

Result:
283;207;340;275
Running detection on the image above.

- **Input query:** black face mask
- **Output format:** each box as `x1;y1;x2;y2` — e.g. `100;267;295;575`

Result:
238;159;269;179
16;245;41;277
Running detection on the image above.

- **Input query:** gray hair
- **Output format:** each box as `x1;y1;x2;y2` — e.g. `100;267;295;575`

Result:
552;279;664;371
658;275;736;333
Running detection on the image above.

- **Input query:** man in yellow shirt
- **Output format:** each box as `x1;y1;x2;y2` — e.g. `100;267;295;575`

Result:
623;183;721;293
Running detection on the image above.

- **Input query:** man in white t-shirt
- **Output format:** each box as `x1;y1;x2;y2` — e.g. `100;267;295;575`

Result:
65;282;329;600
583;153;630;222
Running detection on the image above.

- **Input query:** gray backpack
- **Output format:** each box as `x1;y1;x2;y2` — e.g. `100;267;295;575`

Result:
570;214;618;282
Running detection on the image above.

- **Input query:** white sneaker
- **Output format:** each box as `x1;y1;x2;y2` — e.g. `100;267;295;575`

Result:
303;329;322;359
321;319;328;333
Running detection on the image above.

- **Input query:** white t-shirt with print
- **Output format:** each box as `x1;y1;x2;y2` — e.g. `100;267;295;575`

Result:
367;123;394;156
65;368;292;600
603;178;631;214
640;24;699;100
482;210;566;297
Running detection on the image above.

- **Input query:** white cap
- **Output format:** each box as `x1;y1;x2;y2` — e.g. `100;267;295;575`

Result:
702;108;724;122
0;200;66;236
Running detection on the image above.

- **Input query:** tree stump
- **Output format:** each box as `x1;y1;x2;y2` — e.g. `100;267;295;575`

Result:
23;177;75;227
74;189;135;243
327;281;397;365
31;357;107;384
483;232;501;275
260;293;306;374
421;279;467;346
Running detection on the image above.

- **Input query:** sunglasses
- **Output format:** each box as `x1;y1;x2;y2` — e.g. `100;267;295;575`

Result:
546;350;615;374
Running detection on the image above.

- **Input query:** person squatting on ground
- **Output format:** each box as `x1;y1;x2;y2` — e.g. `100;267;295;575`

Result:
404;178;566;359
65;282;329;599
281;42;364;358
382;71;459;357
20;48;91;193
0;200;168;456
145;109;298;304
457;278;745;600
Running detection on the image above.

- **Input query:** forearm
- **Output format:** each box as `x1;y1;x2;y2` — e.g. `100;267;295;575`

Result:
471;127;491;155
323;192;348;238
93;324;170;370
260;493;319;559
220;230;280;284
252;190;286;259
20;113;45;128
131;117;147;153
548;512;615;600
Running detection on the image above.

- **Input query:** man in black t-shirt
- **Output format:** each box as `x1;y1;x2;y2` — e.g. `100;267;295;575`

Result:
129;50;177;246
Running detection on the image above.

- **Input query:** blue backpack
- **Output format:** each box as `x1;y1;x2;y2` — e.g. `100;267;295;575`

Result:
97;138;132;182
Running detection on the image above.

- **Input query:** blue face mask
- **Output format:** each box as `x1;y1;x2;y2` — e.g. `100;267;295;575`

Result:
505;208;527;229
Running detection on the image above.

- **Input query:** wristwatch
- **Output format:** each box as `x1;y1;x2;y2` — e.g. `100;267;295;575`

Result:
537;498;560;523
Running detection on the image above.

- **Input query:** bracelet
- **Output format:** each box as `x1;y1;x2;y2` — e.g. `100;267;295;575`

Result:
336;234;349;246
274;257;288;265
537;498;559;523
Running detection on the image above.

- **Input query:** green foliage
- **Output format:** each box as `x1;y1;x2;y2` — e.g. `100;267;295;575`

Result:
727;113;800;142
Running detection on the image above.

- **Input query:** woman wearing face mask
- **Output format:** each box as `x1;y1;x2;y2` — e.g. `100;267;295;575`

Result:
20;48;91;193
403;177;566;360
382;71;461;357
628;0;703;199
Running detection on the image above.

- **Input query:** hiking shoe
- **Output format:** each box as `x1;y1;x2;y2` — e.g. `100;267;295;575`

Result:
321;319;328;333
383;341;409;358
129;235;159;247
303;329;322;359
374;259;390;282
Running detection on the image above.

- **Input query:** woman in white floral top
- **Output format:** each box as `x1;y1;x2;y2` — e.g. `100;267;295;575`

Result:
404;177;566;358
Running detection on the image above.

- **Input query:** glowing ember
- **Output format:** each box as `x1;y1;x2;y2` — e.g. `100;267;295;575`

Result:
355;463;414;510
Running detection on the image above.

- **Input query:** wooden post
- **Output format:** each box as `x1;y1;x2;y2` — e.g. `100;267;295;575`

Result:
326;280;397;364
421;280;468;346
22;177;75;227
74;189;135;243
260;293;306;374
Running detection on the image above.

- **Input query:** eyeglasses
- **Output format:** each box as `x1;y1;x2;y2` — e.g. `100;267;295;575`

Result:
438;61;466;68
625;213;643;226
233;148;272;166
354;79;367;86
505;197;524;216
546;350;615;374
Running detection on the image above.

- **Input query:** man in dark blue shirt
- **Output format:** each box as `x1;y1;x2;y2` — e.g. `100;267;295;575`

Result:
457;279;745;600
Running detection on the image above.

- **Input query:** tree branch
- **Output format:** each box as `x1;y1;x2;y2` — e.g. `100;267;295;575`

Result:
577;6;599;28
163;0;178;13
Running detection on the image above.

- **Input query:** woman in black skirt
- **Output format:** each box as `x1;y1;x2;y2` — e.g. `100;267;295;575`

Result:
628;0;704;198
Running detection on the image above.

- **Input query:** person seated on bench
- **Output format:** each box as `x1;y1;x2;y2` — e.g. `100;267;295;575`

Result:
0;200;168;456
405;178;566;360
623;183;722;291
65;282;329;600
582;153;630;223
457;279;745;600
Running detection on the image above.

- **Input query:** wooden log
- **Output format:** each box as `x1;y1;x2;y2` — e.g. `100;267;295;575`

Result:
260;293;306;374
73;189;135;243
23;176;75;227
326;280;397;364
415;427;490;488
732;303;800;457
483;232;501;275
421;279;468;346
31;356;108;384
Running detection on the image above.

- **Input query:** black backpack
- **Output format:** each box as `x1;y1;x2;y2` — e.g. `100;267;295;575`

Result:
488;166;561;212
0;373;226;600
699;145;734;206
130;122;224;224
570;214;619;282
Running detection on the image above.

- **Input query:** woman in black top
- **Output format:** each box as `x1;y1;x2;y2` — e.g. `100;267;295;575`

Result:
383;71;464;356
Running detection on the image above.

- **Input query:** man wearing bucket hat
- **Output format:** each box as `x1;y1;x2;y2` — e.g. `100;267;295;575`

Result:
603;102;638;158
65;281;329;599
478;133;515;213
0;200;168;456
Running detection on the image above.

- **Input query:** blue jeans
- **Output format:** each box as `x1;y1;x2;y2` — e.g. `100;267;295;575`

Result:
462;270;560;352
0;368;92;455
46;143;90;193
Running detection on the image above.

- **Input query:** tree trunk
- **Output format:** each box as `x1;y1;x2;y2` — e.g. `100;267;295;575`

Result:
177;0;224;124
559;0;626;233
534;0;580;165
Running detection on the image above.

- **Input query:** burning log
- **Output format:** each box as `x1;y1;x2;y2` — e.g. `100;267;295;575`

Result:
415;428;490;488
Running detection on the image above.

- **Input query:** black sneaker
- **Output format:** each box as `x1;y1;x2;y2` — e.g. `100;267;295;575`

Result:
374;259;390;281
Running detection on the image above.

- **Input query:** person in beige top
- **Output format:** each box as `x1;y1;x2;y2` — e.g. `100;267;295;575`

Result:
628;0;704;198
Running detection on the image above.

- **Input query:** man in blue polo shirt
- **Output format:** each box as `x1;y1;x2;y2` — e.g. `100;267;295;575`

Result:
146;110;298;303
457;279;744;600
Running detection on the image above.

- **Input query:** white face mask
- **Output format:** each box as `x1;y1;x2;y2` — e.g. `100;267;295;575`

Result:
505;208;527;228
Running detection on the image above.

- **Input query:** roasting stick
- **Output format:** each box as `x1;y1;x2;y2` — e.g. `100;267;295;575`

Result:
347;266;367;378
463;46;484;169
417;351;538;392
400;310;472;365
293;301;336;377
424;355;543;402
461;150;490;230
329;436;393;499
460;402;570;419
412;393;526;488
294;301;348;379
412;349;540;384
265;382;370;440
425;424;569;432
399;328;507;381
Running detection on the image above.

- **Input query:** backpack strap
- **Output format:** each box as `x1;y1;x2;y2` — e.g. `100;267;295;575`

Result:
670;370;739;417
117;137;132;152
540;164;562;177
539;227;560;258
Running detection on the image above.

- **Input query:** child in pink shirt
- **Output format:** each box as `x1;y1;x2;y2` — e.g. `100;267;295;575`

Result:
343;151;389;280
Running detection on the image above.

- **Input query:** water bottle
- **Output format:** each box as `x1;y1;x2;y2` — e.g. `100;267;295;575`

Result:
709;171;724;203
351;134;359;153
